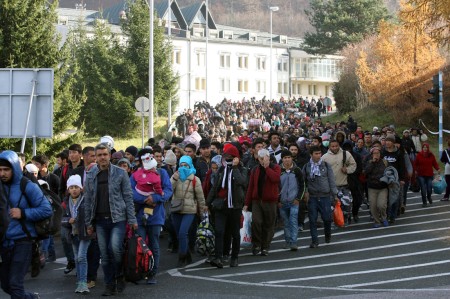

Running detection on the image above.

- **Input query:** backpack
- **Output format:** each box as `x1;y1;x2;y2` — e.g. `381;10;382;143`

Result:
0;182;10;242
19;177;62;240
195;213;215;256
123;232;155;282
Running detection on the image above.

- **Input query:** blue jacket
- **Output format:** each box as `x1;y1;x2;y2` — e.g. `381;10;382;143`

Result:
84;163;137;227
0;150;52;245
131;168;172;226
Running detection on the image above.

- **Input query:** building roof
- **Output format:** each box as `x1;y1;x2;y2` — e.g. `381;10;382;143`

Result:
180;1;216;30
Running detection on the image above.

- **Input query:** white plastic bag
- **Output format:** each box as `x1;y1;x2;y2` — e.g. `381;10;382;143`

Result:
240;211;252;248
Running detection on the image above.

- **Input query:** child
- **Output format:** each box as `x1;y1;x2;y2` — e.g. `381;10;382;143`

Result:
63;174;92;294
132;153;163;221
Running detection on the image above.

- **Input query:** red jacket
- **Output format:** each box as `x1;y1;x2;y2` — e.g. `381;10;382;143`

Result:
414;151;439;177
245;163;281;205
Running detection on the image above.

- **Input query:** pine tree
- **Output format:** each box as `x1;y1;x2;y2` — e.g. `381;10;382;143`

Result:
303;0;391;55
0;0;83;155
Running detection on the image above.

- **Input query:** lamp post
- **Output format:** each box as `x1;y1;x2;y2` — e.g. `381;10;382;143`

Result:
269;6;279;101
146;0;154;138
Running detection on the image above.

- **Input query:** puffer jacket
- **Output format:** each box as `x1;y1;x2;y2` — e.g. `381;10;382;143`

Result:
0;150;52;244
170;174;206;214
84;163;137;227
364;159;388;189
206;162;248;209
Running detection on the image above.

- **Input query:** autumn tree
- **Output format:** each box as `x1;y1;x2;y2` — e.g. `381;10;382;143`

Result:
356;17;446;123
400;0;450;47
303;0;390;55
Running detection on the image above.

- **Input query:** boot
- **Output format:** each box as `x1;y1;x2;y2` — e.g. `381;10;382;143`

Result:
185;251;192;265
177;254;186;268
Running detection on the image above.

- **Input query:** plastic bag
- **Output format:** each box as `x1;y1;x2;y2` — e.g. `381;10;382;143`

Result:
433;175;447;195
240;211;252;247
333;201;345;228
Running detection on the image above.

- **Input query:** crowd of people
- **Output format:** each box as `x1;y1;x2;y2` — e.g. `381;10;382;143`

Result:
1;97;449;298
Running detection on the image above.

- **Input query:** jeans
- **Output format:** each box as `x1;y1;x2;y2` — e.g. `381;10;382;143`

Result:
137;225;161;275
71;236;91;284
214;208;241;259
1;240;37;299
61;226;75;263
279;202;299;245
41;236;55;258
95;219;126;286
87;239;100;282
417;176;433;204
308;196;332;243
171;213;195;255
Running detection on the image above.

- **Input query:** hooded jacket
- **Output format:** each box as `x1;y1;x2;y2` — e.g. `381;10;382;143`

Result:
322;147;357;187
414;145;439;177
0;150;52;244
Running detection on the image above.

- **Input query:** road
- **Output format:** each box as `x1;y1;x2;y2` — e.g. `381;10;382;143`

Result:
15;190;450;299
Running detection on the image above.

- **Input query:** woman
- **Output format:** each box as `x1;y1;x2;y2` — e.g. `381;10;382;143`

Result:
364;147;389;228
414;143;440;207
206;145;247;268
440;139;450;201
170;155;207;267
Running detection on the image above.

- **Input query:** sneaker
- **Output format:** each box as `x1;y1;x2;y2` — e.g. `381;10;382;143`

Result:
33;293;40;299
325;234;331;244
440;197;449;201
116;276;126;293
230;257;238;267
222;255;230;263
290;245;298;251
422;203;428;208
64;261;75;275
261;249;269;256
76;282;90;294
428;198;433;204
309;242;319;248
373;223;381;228
87;280;96;289
382;220;389;227
46;255;56;262
146;276;157;285
298;224;304;232
102;285;117;296
388;218;395;224
252;247;261;256
353;215;359;223
400;205;406;214
205;256;212;264
283;243;291;249
210;258;223;269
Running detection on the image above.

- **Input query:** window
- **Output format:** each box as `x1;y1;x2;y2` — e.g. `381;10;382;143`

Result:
238;80;248;92
238;55;248;69
220;53;230;68
325;85;330;97
256;57;266;71
278;82;282;94
195;77;206;90
173;49;181;65
196;52;206;67
284;83;288;94
256;80;266;93
278;58;288;72
308;84;317;95
219;78;230;92
278;82;288;94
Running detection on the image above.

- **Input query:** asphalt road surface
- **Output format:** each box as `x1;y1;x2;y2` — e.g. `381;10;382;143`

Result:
9;190;450;299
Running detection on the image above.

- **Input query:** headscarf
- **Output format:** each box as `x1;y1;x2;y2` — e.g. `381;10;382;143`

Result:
178;155;196;182
421;142;431;158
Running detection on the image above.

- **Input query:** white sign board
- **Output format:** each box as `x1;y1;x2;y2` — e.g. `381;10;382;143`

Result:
135;96;149;112
0;68;54;138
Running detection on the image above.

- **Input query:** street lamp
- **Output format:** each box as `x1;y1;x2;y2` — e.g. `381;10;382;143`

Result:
145;0;154;138
269;6;279;101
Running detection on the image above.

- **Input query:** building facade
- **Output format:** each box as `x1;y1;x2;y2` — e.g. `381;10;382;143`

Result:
57;0;341;112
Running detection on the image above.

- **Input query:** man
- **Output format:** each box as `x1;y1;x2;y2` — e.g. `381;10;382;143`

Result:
132;148;173;284
244;149;281;256
267;131;285;164
32;154;60;195
196;139;215;183
322;139;357;225
184;143;197;165
382;134;406;224
410;128;428;153
210;141;222;156
279;150;305;251
124;146;138;170
303;146;339;248
0;150;52;299
53;151;68;178
84;143;138;296
311;136;328;155
243;138;265;172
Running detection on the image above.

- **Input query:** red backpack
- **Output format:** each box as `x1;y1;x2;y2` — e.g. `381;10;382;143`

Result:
123;232;154;282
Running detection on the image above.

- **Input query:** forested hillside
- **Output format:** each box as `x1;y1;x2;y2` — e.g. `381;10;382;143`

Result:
58;0;400;38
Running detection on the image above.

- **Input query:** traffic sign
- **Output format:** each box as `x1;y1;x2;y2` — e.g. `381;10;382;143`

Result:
135;96;149;112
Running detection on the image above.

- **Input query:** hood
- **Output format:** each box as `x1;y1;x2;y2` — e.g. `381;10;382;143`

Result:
334;131;346;142
0;150;23;184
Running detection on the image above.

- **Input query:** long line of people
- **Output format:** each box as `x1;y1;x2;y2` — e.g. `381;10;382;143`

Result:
1;98;449;298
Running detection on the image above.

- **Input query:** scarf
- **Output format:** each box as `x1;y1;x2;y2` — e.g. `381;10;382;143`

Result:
221;161;233;208
69;195;84;235
179;166;195;182
310;158;322;179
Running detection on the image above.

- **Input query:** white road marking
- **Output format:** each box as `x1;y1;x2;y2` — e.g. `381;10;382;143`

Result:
264;260;450;284
340;272;450;288
212;247;449;278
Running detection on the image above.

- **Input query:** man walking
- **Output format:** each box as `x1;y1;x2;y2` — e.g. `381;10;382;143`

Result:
84;144;138;296
0;150;52;299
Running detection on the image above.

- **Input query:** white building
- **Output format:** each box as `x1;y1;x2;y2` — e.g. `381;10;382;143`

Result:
57;0;341;112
